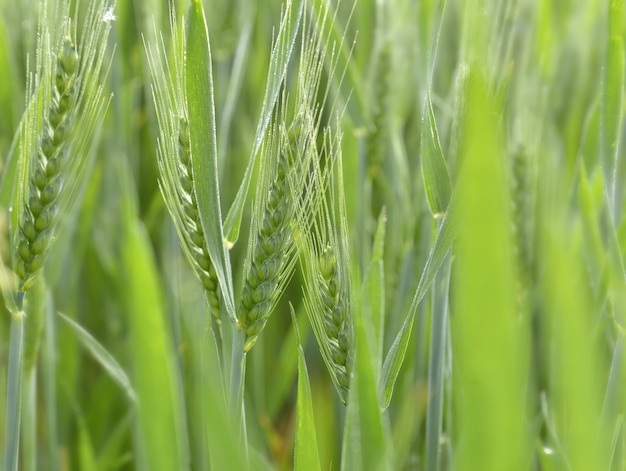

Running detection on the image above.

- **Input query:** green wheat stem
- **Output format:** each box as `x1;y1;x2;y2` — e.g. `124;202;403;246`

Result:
425;243;451;471
3;312;25;471
21;367;37;471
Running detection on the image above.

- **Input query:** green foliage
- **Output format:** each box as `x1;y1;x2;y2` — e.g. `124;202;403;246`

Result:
1;0;625;469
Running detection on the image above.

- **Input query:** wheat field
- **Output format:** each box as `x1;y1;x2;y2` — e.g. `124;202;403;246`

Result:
0;0;624;470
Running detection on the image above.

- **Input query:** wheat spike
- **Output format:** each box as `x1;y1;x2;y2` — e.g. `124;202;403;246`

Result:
16;35;78;293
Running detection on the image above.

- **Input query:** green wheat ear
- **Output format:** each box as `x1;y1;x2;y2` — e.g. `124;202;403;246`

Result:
236;0;350;352
146;8;222;320
299;124;353;404
11;1;114;308
237;116;304;352
16;34;78;294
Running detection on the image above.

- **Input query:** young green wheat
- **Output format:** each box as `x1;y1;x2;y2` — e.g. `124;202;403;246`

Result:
299;127;353;403
146;11;222;320
12;0;114;308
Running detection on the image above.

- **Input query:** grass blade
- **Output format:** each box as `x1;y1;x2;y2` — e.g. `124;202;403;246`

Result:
362;208;386;373
121;173;188;470
342;297;393;471
56;311;137;403
603;0;625;217
294;326;322;471
452;69;529;471
380;190;458;408
186;0;235;319
420;94;451;218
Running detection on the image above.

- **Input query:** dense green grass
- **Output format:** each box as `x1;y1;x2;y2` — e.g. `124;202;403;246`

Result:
1;0;625;469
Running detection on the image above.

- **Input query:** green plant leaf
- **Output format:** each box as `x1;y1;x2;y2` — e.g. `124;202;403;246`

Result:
122;214;187;470
57;311;137;404
603;0;625;215
187;0;235;320
294;341;322;471
420;94;451;218
452;69;529;471
362;208;386;373
380;190;458;408
223;0;303;245
342;296;393;471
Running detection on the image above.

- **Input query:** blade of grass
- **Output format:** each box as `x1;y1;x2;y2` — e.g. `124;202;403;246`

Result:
362;208;386;374
56;311;137;403
342;294;393;471
186;0;235;320
293;306;322;471
123;217;188;470
380;188;458;408
452;69;529;471
420;94;451;219
603;0;625;219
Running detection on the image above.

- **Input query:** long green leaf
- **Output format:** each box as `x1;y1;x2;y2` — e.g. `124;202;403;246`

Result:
342;296;393;471
57;311;137;403
123;217;187;470
452;68;529;471
187;0;235;319
362;208;386;374
380;189;458;408
424;251;451;471
603;0;625;216
294;344;322;471
421;95;451;218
